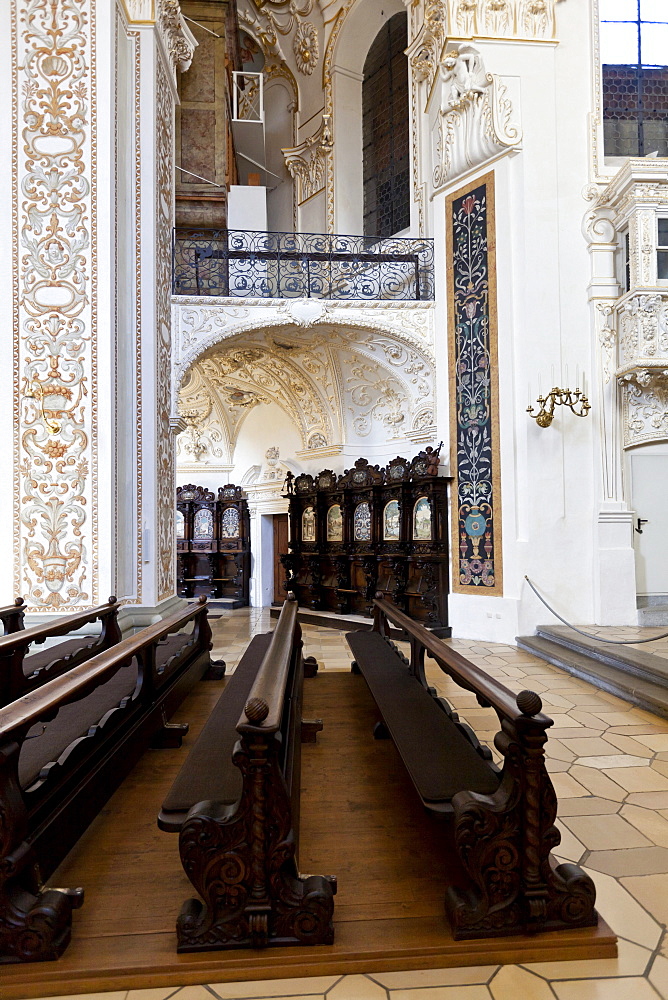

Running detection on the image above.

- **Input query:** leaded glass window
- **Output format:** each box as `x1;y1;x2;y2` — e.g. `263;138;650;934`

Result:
601;0;668;156
362;13;409;238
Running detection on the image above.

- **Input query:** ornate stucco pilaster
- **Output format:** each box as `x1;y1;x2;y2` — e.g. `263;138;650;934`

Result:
12;0;99;610
282;115;333;206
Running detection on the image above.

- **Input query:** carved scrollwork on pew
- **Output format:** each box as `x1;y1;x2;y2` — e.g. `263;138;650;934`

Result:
177;729;334;950
446;691;597;938
0;742;83;963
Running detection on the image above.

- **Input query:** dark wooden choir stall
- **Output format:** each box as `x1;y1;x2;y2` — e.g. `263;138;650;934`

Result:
176;484;250;607
281;447;450;633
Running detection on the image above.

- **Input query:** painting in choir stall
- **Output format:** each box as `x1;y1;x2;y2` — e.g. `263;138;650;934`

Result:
413;497;432;540
221;506;239;538
194;508;214;540
383;500;400;540
302;506;316;541
327;504;343;541
353;501;371;541
176;509;185;539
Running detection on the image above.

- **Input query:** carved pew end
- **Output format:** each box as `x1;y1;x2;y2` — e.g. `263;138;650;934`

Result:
303;655;318;678
203;659;226;681
150;723;189;749
0;884;84;965
301;718;323;743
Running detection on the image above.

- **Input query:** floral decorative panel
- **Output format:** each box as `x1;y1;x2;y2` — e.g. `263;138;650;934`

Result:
353;502;371;541
221;507;239;538
383;500;400;540
413;497;432;540
447;174;502;593
176;510;185;540
302;506;316;542
194;508;214;540
327;504;343;541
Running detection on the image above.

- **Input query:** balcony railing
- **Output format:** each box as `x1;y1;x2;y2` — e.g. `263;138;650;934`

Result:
172;229;435;301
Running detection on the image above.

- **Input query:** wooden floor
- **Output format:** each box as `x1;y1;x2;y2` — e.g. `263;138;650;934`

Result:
4;671;616;999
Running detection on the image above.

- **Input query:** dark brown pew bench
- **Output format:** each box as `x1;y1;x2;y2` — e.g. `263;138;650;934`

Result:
346;595;599;941
0;597;213;965
159;594;334;952
0;598;122;705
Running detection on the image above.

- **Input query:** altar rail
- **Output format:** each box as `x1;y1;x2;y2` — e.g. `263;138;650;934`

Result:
172;229;435;301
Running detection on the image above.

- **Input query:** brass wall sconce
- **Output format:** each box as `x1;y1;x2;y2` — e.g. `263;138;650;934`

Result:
527;386;591;428
24;381;61;435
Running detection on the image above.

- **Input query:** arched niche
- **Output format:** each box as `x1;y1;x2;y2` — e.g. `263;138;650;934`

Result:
328;0;405;235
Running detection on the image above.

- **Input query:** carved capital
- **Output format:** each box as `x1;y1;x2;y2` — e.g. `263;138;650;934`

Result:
431;45;521;189
282;116;333;205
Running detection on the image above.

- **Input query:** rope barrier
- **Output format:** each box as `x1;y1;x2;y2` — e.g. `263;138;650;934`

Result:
524;575;668;645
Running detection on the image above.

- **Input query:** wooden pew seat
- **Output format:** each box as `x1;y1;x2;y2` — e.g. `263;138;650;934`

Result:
346;630;498;809
158;631;272;832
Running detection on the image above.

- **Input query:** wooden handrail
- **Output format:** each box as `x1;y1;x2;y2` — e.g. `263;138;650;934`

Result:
0;598;208;737
372;597;551;727
0;598;119;653
238;594;298;735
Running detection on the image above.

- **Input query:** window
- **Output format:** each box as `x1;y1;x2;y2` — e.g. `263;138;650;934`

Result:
362;14;410;238
658;218;668;279
623;229;631;292
601;0;668;156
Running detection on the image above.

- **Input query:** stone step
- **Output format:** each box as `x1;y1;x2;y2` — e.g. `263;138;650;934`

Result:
515;633;668;720
638;604;668;627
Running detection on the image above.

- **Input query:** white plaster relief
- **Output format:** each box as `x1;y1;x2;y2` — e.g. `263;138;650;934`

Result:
171;297;435;408
430;44;521;189
171;299;436;455
14;0;97;610
294;21;319;74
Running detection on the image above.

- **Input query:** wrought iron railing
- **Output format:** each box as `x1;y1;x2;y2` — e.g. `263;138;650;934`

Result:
172;229;435;301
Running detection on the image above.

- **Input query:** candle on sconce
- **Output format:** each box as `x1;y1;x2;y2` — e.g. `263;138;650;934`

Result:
576;364;580;390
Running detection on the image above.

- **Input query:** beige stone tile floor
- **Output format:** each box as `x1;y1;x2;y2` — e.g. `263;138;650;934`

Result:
32;611;668;1000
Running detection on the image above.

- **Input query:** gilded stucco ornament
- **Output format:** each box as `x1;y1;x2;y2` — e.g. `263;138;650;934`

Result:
156;0;197;73
294;21;319;74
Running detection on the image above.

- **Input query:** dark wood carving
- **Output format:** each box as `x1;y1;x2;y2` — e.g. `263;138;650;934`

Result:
176;484;250;606
285;449;451;630
176;598;335;952
0;599;212;963
366;598;598;939
0;600;25;636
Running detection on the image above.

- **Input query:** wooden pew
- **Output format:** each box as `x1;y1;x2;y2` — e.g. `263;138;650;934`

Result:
0;598;26;635
0;598;122;706
0;597;212;965
346;596;598;940
162;595;334;951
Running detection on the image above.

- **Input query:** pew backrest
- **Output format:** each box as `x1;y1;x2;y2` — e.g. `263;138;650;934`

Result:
0;598;121;703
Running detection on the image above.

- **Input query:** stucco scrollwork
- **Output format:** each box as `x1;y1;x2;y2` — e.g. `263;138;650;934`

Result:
156;0;197;74
155;53;176;601
282;115;332;205
618;294;668;365
621;371;668;447
431;44;521;190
